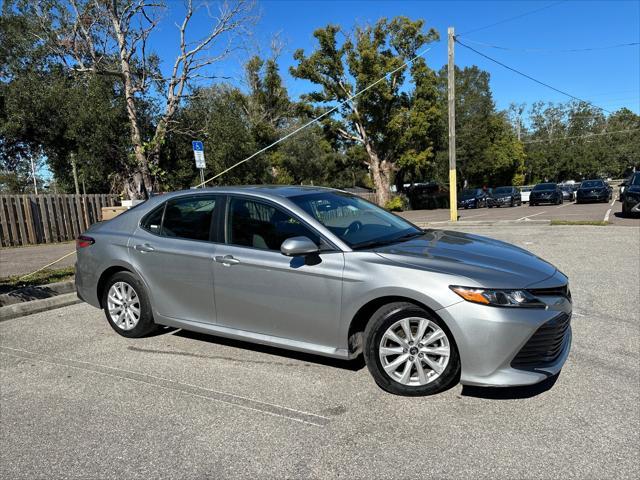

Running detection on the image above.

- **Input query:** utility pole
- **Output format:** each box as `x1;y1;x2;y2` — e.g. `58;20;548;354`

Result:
71;153;80;195
447;27;458;222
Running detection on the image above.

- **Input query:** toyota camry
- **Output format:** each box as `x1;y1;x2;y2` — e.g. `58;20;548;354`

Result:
76;186;572;396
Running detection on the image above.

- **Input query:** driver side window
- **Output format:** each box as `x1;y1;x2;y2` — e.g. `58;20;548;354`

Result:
227;197;319;251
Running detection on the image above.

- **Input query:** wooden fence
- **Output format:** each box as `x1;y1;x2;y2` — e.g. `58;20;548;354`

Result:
0;194;119;247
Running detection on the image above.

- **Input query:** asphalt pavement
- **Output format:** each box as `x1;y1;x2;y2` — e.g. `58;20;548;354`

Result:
399;197;639;226
1;225;639;479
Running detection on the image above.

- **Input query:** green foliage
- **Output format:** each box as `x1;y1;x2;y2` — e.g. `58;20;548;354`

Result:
385;195;408;212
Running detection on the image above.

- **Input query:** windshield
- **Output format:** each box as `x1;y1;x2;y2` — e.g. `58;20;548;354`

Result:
290;191;421;249
581;180;604;188
533;183;556;191
561;185;572;191
494;187;512;194
632;173;640;186
461;189;481;198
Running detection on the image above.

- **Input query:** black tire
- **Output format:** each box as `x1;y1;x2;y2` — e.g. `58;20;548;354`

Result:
363;302;460;396
101;271;158;338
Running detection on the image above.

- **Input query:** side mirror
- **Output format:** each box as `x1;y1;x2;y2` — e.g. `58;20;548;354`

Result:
280;236;319;257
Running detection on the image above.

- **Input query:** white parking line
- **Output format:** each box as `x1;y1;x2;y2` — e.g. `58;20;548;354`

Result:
556;202;574;209
604;208;611;222
610;198;616;206
516;210;547;221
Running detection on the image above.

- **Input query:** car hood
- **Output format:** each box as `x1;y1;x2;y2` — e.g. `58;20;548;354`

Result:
493;193;512;198
625;185;640;194
373;230;558;289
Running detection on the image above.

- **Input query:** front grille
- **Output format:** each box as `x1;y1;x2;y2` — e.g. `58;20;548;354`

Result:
528;285;571;300
511;313;571;369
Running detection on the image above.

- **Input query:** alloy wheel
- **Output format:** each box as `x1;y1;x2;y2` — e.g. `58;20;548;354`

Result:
378;317;450;386
107;281;141;330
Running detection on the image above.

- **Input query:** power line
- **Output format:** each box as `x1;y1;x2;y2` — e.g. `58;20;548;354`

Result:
454;38;613;114
523;128;640;144
195;47;433;187
459;38;640;54
458;1;566;36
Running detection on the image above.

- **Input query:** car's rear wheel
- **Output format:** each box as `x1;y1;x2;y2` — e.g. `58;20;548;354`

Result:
102;271;158;338
364;302;460;396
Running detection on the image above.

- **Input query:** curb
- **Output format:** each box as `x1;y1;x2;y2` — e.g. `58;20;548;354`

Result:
416;219;551;228
0;293;81;322
0;280;76;307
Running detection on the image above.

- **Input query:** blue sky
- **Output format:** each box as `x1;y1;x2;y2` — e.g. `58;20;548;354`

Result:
153;0;640;114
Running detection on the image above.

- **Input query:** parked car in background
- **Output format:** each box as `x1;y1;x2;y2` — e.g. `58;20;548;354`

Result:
560;185;575;202
75;186;572;396
618;178;629;201
621;172;640;216
576;179;612;204
529;183;563;206
488;186;522;208
520;186;533;203
457;188;490;209
406;182;450;210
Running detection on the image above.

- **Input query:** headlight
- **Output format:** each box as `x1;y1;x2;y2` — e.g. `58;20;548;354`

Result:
450;286;546;308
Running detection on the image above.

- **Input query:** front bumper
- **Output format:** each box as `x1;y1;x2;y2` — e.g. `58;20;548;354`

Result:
623;197;640;213
529;195;556;204
489;197;512;206
437;291;572;387
577;192;608;202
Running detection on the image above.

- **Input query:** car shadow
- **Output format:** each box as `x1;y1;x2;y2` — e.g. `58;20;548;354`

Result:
169;328;366;372
460;372;560;400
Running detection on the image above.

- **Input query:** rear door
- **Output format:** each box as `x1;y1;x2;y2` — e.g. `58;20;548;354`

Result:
129;194;222;324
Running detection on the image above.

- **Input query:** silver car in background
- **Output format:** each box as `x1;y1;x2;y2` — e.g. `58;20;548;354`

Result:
76;186;572;396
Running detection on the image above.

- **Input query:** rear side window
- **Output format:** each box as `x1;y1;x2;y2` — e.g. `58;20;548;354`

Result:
162;196;217;241
141;196;218;241
141;204;165;234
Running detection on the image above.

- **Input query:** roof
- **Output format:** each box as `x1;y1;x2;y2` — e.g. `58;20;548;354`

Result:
150;185;337;202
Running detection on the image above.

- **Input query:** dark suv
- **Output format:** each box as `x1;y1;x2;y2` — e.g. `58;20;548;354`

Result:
529;183;563;206
576;179;612;204
488;186;522;208
621;172;640;216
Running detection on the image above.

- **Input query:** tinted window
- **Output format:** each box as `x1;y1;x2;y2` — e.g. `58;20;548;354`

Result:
580;180;604;188
632;173;640;186
227;197;319;251
494;187;513;194
290;191;420;249
533;183;556;191
141;204;165;234
162;196;217;241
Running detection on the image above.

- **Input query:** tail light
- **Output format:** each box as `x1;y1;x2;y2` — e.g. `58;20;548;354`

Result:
76;235;95;248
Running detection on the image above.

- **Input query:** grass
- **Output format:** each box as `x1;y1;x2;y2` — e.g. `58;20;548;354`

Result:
550;220;609;226
0;266;75;292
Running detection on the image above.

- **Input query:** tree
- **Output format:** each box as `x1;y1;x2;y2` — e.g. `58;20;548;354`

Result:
290;17;439;205
18;0;255;198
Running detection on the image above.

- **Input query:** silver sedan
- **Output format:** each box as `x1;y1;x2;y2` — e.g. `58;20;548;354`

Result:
75;186;572;396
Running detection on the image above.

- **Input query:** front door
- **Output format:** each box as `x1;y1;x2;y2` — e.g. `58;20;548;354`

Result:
129;194;221;324
212;196;344;348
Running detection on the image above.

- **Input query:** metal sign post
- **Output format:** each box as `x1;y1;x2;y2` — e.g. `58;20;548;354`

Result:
192;141;206;186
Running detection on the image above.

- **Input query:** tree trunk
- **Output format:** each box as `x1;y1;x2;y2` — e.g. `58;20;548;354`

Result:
368;157;393;206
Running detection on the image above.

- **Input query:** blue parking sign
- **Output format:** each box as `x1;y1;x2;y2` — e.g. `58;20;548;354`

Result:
192;141;204;152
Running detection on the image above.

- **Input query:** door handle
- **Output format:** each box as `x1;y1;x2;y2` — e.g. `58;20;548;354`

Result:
134;243;155;253
215;255;240;266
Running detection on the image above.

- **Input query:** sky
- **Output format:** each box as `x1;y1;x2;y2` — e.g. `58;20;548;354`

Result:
152;0;640;115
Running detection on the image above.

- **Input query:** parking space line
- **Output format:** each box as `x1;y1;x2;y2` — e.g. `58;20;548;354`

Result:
610;198;616;206
516;210;547;221
0;346;330;427
604;209;612;222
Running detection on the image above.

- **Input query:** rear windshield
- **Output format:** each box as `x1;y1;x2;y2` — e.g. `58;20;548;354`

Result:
493;187;512;194
581;180;604;188
533;183;556;191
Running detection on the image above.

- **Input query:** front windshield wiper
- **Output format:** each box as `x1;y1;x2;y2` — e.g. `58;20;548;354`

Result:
351;231;424;250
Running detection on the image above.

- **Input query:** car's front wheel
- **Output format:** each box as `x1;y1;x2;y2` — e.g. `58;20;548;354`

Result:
102;271;158;338
364;302;460;396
